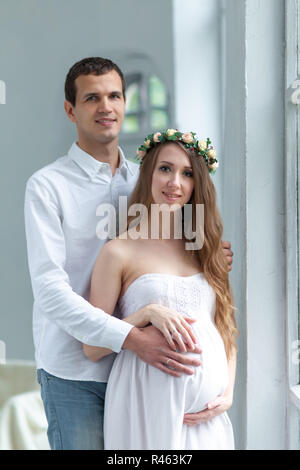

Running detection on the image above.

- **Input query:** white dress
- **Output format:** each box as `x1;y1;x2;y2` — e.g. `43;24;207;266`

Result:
104;273;234;450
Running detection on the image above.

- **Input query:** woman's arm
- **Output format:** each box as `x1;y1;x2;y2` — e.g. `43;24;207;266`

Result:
83;239;155;362
82;239;129;362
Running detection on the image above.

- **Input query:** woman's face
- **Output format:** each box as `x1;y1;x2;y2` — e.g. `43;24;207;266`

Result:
151;144;195;209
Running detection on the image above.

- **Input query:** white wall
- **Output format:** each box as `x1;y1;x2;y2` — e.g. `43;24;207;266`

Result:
221;0;247;451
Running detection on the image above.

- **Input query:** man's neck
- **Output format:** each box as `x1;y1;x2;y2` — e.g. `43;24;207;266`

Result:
77;139;120;174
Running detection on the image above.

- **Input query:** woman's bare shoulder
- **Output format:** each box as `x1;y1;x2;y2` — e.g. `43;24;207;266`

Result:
93;238;131;278
101;233;136;260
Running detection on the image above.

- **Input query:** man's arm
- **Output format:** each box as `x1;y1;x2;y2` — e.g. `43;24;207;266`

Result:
24;175;133;353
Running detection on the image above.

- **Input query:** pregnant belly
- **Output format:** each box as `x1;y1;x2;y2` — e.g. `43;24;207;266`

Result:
107;322;229;418
182;325;229;414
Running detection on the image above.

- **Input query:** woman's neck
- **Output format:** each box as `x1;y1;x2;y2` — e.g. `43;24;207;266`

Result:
145;210;184;241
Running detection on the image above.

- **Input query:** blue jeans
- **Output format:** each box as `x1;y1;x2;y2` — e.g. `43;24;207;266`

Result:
37;369;107;450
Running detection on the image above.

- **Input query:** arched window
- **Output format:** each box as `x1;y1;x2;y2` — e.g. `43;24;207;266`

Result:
122;72;170;135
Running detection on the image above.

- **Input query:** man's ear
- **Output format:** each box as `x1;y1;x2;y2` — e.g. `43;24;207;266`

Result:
64;100;76;123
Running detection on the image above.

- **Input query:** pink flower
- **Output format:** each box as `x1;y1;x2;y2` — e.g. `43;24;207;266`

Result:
153;132;162;143
208;161;219;171
182;132;194;144
137;149;147;160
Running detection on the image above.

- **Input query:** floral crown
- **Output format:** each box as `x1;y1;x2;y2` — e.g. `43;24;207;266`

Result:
135;129;219;174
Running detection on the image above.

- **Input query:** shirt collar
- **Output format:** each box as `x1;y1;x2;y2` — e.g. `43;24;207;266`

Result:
118;146;135;179
68;142;135;180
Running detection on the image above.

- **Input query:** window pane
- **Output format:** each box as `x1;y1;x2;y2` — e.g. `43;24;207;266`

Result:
123;115;139;133
126;82;140;112
149;75;167;107
151;110;168;129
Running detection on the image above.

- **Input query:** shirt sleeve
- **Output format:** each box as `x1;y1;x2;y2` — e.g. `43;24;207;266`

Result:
24;174;134;353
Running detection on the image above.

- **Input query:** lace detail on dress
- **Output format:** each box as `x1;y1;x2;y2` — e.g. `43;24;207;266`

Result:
117;272;215;324
172;277;202;318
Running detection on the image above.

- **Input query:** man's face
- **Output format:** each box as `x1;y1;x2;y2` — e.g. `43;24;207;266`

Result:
65;70;125;146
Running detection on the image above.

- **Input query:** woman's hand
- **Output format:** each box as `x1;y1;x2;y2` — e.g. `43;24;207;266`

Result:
183;393;233;426
144;304;198;352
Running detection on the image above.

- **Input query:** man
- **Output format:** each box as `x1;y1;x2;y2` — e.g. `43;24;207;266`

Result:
24;57;233;450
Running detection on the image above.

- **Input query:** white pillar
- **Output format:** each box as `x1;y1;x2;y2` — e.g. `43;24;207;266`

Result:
222;0;286;449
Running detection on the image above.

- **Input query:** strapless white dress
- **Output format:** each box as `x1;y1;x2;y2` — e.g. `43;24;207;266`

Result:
104;273;234;450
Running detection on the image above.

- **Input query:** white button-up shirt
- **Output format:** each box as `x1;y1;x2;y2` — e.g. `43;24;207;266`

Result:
24;142;139;381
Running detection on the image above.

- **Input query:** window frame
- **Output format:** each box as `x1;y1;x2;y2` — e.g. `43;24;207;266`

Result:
122;73;147;134
285;0;300;449
121;71;170;138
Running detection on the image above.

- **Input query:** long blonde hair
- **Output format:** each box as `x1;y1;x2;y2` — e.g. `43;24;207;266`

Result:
128;141;238;358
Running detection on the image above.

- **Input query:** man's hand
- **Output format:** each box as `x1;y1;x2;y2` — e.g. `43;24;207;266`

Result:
222;240;233;272
123;325;202;377
183;393;233;426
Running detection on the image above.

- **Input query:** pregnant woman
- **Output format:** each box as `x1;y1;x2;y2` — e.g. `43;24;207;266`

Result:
83;129;238;450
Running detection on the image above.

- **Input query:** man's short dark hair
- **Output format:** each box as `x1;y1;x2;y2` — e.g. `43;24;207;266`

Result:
64;57;126;106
